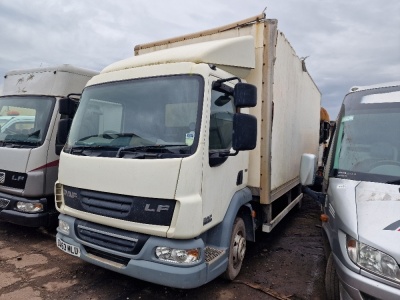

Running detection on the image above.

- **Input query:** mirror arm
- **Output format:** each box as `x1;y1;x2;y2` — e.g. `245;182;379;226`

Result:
219;150;239;157
213;77;242;88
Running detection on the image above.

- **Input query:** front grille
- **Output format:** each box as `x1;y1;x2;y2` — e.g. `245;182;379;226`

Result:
63;186;176;226
205;246;224;263
0;169;27;189
75;219;149;255
0;198;10;208
80;192;131;218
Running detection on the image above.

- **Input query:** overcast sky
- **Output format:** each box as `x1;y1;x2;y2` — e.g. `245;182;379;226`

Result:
0;0;399;119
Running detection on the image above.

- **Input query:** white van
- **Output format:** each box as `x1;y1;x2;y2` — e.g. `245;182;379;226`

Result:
301;81;400;299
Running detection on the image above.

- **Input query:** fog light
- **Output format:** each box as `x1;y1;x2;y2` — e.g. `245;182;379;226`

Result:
155;246;200;264
58;220;70;235
16;202;43;213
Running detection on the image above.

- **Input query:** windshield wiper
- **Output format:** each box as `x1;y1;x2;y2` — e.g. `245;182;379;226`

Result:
116;144;188;157
69;144;120;155
77;135;102;142
78;132;141;142
1;139;41;147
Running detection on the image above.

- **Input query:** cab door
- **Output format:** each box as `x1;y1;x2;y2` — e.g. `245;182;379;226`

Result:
201;76;249;228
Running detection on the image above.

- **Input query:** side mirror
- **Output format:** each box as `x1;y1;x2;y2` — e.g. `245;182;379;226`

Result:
232;113;257;151
234;83;257;108
56;118;72;155
209;113;257;167
300;154;317;186
319;121;331;144
59;97;78;117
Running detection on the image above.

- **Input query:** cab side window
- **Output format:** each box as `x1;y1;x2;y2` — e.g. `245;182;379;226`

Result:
209;90;235;150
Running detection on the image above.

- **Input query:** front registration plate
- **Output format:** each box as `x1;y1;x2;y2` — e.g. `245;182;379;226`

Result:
57;237;81;257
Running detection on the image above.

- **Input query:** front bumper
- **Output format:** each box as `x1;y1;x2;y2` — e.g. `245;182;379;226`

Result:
334;253;400;299
56;214;228;289
0;191;57;227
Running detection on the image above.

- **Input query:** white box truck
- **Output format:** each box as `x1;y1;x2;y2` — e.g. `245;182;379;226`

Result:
0;65;98;227
55;14;322;288
301;81;400;299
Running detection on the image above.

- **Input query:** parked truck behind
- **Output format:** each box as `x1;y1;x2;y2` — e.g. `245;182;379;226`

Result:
0;65;98;227
55;14;322;288
301;81;400;299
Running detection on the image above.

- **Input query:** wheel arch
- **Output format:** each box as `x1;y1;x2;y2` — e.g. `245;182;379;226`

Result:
237;204;256;242
206;187;255;247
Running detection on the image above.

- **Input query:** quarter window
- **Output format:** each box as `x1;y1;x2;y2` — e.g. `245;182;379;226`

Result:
209;90;235;150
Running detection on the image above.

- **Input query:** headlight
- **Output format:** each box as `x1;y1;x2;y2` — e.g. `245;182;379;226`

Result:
346;235;400;283
155;246;200;264
58;220;70;235
16;202;43;213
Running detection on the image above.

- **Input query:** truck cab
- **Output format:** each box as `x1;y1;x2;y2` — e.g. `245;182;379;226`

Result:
301;81;400;299
55;15;321;289
56;37;257;288
0;65;97;227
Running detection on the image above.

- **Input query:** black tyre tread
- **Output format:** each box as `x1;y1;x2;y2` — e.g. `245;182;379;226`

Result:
321;229;331;259
325;253;340;300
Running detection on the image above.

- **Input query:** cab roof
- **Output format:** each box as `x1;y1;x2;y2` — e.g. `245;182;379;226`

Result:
349;81;400;93
101;36;255;78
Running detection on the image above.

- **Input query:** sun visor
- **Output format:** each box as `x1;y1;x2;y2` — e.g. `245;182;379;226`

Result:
361;90;400;104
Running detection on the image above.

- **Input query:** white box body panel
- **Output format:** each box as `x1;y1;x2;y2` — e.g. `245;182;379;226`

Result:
135;19;321;204
3;64;98;97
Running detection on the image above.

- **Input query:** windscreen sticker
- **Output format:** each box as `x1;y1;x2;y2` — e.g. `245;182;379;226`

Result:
185;131;195;146
342;115;354;122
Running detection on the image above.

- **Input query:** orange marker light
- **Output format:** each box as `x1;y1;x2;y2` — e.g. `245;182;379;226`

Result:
320;214;329;222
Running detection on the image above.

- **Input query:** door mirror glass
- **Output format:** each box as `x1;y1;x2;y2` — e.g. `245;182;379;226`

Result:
319;121;331;144
234;83;257;108
59;96;79;117
232;113;257;151
300;154;317;186
56;118;72;155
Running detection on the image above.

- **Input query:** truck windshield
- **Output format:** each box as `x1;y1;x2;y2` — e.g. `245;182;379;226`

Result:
0;96;55;148
65;75;203;158
331;85;400;184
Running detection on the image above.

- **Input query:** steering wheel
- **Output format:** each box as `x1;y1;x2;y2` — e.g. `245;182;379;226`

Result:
367;160;400;171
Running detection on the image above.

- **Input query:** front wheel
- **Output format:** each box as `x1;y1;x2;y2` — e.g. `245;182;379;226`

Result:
223;217;246;280
325;252;340;300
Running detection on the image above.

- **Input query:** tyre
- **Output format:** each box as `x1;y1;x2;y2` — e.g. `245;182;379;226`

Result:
223;217;246;281
321;228;331;259
325;252;340;300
